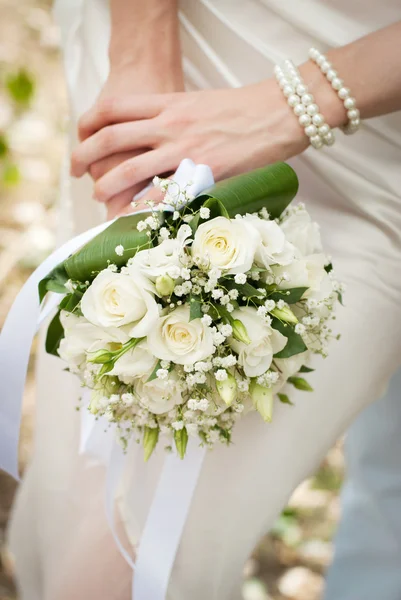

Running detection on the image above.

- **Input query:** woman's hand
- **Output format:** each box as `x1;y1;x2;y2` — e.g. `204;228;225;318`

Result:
71;80;308;212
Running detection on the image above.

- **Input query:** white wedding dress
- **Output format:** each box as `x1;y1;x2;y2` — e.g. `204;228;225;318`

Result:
8;1;401;599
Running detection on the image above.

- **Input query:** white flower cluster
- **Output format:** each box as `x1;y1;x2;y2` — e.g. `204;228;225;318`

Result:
56;179;342;460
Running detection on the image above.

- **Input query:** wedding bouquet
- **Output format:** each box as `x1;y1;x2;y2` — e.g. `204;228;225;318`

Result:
40;163;343;460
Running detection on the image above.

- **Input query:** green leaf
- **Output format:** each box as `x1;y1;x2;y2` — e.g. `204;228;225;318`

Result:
59;292;81;313
270;287;308;304
278;393;294;406
288;376;314;392
325;263;333;273
0;134;9;159
190;163;299;219
63;213;153;282
299;365;314;373
174;427;188;459
189;295;203;321
2;163;20;186
223;279;261;299
336;291;344;306
39;263;69;302
146;359;162;383
272;318;307;359
6;69;35;105
45;310;64;357
143;426;159;462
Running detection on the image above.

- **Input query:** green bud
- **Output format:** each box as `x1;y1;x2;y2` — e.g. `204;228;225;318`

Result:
288;376;313;392
271;305;298;324
143;426;160;462
174;427;188;460
216;372;237;406
88;348;115;364
99;361;114;376
155;274;175;297
232;319;251;345
250;380;274;422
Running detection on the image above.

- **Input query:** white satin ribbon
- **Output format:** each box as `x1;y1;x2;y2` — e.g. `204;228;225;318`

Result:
0;158;213;600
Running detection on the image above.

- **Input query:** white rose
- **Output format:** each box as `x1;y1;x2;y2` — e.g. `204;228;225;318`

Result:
130;224;192;280
81;268;159;337
147;306;214;365
280;210;322;256
273;253;327;296
135;371;183;414
58;311;129;371
228;306;287;377
110;340;156;381
243;214;295;267
192;216;260;274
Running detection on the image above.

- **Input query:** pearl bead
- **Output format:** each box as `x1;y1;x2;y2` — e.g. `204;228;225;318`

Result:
323;132;335;146
350;117;361;128
299;114;312;127
278;77;288;89
344;96;356;109
308;48;319;60
338;87;350;100
288;94;301;107
326;69;337;82
301;93;314;106
320;60;331;73
305;124;318;137
310;135;323;149
283;85;295;97
316;55;325;67
293;103;306;116
274;65;282;75
291;77;302;87
312;113;325;127
296;84;307;96
331;77;343;91
347;108;360;120
318;124;330;136
306;103;319;116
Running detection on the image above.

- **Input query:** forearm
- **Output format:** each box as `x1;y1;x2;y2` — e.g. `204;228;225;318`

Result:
108;0;183;90
300;21;401;128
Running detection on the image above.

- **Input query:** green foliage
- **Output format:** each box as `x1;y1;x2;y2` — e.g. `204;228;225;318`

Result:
192;162;299;219
2;163;20;186
270;287;308;304
45;310;64;356
299;365;314;373
6;68;35;106
39;263;69;302
146;359;162;383
272;318;308;359
278;393;294;406
189;295;202;321
0;133;9;159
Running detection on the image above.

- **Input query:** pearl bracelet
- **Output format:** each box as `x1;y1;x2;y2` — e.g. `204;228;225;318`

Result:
308;48;361;135
274;60;335;150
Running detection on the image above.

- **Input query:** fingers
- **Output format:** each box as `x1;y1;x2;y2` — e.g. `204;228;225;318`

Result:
78;94;173;141
94;148;179;204
71;121;159;177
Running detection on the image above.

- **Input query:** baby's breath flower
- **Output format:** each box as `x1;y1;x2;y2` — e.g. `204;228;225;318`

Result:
295;323;306;335
156;368;169;380
212;288;224;300
215;369;228;381
228;289;239;300
219;324;233;337
234;273;247;284
220;295;230;306
237;380;249;392
264;299;276;311
172;421;184;431
201;314;213;326
114;244;124;256
172;211;180;220
200;207;211;219
277;299;285;309
159;227;170;240
181;268;191;280
197;398;209;411
137;220;147;232
226;303;234;313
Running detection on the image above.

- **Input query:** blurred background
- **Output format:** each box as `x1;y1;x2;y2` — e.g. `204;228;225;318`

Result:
0;1;345;598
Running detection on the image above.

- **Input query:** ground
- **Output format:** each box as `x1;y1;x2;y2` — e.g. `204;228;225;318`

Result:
0;2;344;598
